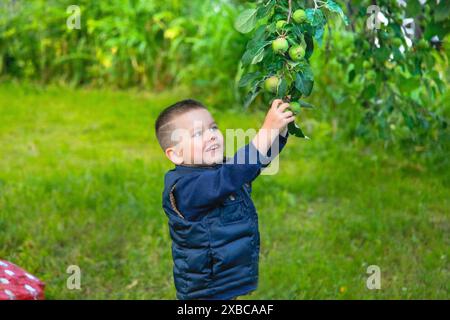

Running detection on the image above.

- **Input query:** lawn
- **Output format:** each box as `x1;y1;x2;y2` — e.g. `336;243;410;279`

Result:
0;82;448;299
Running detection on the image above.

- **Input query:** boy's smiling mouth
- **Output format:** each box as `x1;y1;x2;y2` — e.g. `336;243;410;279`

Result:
205;143;221;152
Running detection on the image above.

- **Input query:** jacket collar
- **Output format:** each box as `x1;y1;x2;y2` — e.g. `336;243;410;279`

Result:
175;156;227;172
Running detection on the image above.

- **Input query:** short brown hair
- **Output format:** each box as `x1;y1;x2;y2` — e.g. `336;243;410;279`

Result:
155;99;207;151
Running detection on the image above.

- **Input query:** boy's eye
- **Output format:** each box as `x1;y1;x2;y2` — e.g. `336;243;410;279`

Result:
192;125;218;137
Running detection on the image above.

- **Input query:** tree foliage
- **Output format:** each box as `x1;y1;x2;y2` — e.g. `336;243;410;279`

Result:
236;0;350;137
236;0;449;142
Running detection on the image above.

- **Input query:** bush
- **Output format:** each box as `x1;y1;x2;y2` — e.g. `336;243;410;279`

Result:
0;0;247;105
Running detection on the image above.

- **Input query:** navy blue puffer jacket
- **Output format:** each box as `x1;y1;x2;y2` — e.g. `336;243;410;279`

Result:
162;135;288;299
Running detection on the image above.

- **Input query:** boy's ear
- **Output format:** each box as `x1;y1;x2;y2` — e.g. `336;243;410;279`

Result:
165;145;184;165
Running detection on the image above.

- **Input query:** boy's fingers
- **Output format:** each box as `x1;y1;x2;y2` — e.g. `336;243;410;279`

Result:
284;116;296;123
282;111;294;118
271;99;283;109
278;103;290;112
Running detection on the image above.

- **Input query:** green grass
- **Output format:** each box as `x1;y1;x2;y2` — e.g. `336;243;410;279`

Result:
0;82;448;299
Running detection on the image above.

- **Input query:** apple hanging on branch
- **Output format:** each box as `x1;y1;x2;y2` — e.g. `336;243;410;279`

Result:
235;0;349;138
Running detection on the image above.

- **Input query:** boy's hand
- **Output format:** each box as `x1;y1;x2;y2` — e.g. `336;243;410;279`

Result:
262;99;295;133
251;99;294;157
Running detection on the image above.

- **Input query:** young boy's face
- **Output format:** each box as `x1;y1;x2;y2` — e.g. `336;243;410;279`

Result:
166;108;224;166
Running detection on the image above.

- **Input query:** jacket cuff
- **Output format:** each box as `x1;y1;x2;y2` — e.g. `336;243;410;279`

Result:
226;142;270;167
248;141;272;167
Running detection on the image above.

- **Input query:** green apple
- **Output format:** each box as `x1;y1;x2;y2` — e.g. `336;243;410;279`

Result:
288;45;305;61
392;37;402;47
276;20;287;31
264;76;280;93
272;37;289;54
418;39;428;49
293;9;307;24
366;70;376;81
290;102;301;114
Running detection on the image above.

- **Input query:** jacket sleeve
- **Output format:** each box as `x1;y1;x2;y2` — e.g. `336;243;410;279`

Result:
261;130;288;168
173;133;289;220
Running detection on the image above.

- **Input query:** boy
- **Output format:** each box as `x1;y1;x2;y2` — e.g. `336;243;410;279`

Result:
155;98;294;299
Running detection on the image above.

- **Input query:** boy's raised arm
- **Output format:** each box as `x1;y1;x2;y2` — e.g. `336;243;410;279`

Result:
173;100;294;220
250;99;293;158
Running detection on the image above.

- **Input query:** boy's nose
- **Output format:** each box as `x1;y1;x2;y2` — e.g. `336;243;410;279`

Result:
206;130;217;141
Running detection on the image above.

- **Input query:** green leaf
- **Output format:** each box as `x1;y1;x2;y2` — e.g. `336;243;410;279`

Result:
295;68;314;97
256;0;276;19
424;20;450;40
288;121;309;139
406;0;421;17
302;64;314;81
401;110;415;130
435;1;450;22
325;0;349;25
314;26;325;45
361;83;377;100
392;47;403;62
277;78;288;98
305;8;326;28
247;25;267;48
348;68;356;83
238;71;261;88
373;46;390;62
398;75;420;93
252;47;265;64
298;100;315;109
304;33;314;60
241;41;270;66
234;9;258;34
244;86;261;109
430;70;445;94
305;9;327;45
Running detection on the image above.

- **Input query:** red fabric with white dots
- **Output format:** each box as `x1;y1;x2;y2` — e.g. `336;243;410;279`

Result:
0;260;45;300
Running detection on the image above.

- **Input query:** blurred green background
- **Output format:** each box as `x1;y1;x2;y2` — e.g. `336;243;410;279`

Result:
0;0;448;299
